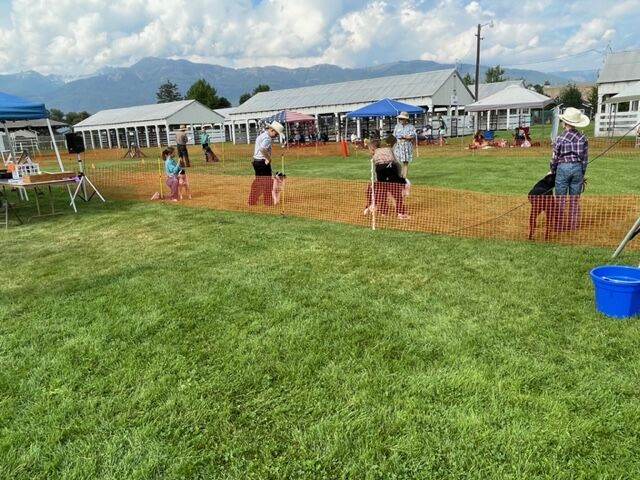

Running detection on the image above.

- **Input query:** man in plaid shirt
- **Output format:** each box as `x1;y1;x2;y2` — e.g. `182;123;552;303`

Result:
549;107;590;231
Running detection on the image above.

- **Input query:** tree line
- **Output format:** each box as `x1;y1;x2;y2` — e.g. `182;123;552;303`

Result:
155;80;271;108
47;79;272;126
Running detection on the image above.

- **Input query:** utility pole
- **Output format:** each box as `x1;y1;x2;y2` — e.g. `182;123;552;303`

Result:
474;21;494;101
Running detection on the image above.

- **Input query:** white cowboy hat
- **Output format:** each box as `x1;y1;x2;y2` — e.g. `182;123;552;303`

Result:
559;107;590;128
397;111;410;120
267;121;285;135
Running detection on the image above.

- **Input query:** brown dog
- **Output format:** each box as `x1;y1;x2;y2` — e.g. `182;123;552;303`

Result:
528;173;556;240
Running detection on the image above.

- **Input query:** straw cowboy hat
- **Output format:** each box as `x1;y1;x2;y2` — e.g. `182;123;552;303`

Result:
178;125;187;130
267;121;285;135
559;107;590;128
397;111;410;120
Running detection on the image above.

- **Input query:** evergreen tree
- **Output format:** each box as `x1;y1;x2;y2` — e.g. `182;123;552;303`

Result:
48;108;64;122
484;65;506;83
156;81;182;103
558;83;583;109
214;97;231;109
253;84;271;94
185;79;217;109
65;111;91;125
461;73;474;86
239;93;252;105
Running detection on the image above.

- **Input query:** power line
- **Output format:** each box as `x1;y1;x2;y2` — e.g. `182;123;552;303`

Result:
501;49;603;69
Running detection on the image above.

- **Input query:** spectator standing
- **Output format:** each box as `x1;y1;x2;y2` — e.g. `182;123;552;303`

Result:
393;111;416;179
176;125;190;167
249;121;285;205
549;107;589;231
437;115;447;146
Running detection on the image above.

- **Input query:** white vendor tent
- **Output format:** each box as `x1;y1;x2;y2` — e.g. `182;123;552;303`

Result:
465;85;554;111
465;85;554;131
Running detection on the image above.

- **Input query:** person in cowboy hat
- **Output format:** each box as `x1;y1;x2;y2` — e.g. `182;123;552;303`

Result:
249;121;285;206
392;111;416;179
175;125;190;167
549;107;590;231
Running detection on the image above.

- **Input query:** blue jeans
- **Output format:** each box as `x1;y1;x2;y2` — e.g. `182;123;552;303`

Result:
555;162;584;230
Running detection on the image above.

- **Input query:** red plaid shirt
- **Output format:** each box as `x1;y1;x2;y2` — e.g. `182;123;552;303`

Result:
550;128;588;174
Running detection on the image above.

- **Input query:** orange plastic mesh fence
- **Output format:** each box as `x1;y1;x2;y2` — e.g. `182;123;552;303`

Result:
31;130;636;250
83;172;638;251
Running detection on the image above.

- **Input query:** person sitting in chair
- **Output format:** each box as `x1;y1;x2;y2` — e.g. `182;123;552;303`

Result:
471;130;486;148
514;126;531;146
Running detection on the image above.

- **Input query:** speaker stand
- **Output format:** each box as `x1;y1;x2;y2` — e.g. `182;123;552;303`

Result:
71;154;106;204
123;144;146;158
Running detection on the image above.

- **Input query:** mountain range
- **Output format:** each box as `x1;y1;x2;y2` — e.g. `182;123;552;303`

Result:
0;57;598;114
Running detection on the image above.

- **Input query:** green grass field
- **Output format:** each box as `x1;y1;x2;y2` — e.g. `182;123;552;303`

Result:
2;143;640;478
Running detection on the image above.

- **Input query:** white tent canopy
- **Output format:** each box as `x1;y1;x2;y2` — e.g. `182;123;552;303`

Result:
465;85;554;112
603;83;640;104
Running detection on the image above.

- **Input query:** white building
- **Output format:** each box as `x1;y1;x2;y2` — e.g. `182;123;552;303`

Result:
74;100;225;149
226;69;475;143
595;49;640;137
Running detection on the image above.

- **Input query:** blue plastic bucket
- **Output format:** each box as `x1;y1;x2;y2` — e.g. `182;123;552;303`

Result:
590;265;640;318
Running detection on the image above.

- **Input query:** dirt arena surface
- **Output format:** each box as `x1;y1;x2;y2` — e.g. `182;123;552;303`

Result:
90;164;640;250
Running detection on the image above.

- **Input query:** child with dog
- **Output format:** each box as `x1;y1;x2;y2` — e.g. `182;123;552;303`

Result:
200;127;219;163
163;146;180;202
363;137;409;219
249;121;285;206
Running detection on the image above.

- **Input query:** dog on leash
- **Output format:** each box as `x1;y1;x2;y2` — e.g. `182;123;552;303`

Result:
528;172;556;240
272;171;287;205
178;169;192;200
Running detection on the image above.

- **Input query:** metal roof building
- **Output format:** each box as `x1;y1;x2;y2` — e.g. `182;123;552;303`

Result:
596;49;640;137
477;80;524;100
74;100;225;149
227;69;474;143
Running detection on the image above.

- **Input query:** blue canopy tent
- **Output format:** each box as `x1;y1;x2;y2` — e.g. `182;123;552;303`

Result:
0;91;65;171
344;97;425;146
345;98;425;118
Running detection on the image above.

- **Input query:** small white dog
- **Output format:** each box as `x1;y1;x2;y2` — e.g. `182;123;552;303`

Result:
272;171;287;205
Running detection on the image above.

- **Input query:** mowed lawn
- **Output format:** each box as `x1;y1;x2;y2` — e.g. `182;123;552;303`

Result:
2;199;640;479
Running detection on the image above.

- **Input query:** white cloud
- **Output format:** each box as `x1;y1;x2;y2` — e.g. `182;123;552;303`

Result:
0;0;637;76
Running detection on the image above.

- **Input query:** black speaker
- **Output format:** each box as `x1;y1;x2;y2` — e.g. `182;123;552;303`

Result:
65;133;85;154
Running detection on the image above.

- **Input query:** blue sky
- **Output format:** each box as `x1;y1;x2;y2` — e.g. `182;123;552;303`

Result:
0;0;637;77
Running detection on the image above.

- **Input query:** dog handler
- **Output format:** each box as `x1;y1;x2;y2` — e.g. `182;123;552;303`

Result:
176;125;191;167
549;107;589;231
248;121;285;205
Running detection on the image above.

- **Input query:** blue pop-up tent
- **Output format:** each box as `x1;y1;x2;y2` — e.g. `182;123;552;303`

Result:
0;91;65;171
345;98;425;118
344;98;425;144
0;92;48;120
